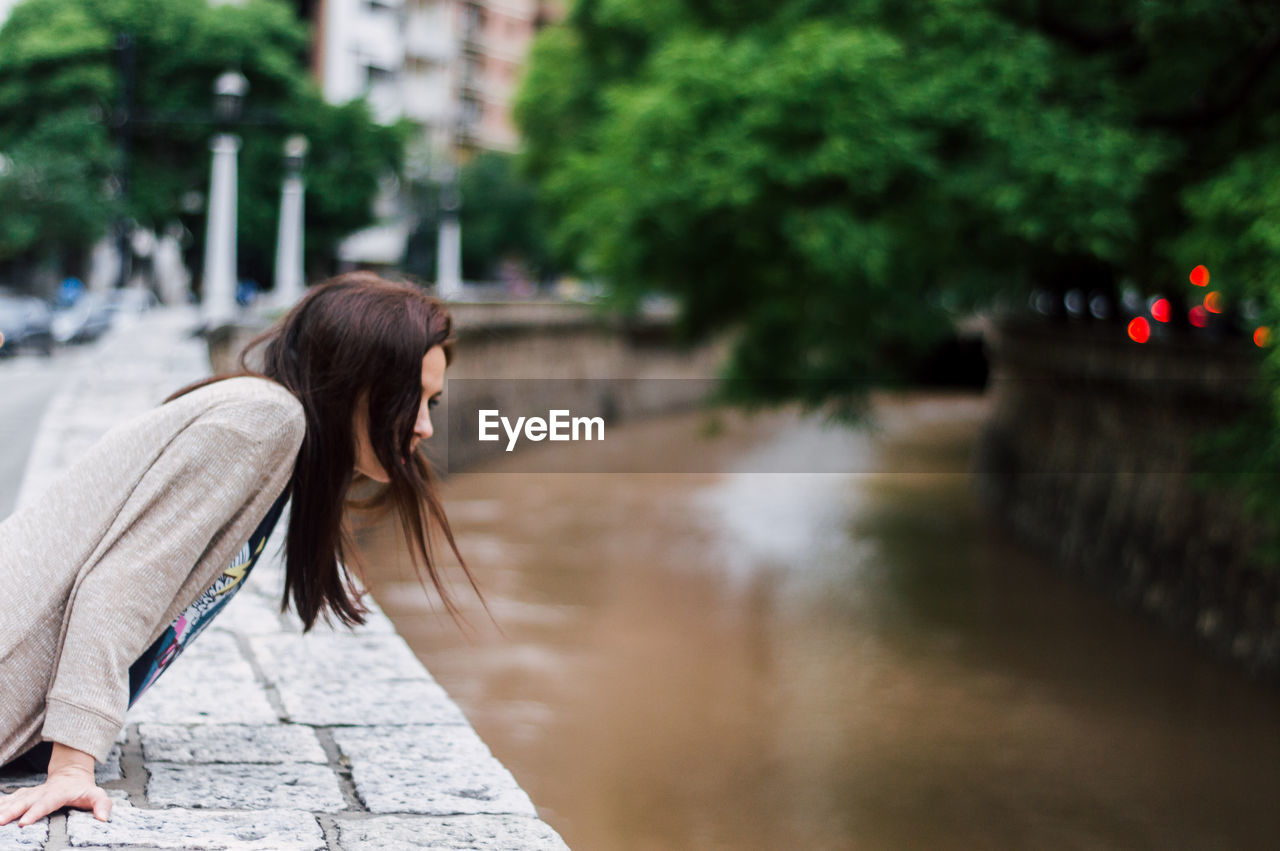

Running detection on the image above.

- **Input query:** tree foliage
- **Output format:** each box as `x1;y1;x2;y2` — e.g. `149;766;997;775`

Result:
0;0;404;284
0;111;114;261
517;0;1280;407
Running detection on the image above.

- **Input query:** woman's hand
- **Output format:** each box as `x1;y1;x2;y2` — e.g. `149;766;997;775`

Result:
0;743;112;827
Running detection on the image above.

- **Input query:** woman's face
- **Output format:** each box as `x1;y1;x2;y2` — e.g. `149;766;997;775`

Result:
353;345;447;483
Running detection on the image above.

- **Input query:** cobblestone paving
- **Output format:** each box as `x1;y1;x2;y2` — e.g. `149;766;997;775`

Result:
0;308;569;850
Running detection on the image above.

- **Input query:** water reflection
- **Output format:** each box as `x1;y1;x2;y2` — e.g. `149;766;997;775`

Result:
361;392;1280;850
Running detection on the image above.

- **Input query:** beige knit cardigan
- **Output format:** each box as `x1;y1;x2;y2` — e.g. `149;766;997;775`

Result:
0;376;305;766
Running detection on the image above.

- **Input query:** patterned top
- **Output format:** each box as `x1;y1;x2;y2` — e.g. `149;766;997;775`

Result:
128;488;291;705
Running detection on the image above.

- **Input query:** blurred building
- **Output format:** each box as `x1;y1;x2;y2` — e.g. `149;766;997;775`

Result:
300;0;563;160
294;0;562;269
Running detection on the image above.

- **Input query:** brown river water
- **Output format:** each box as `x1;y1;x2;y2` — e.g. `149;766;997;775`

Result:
359;391;1280;850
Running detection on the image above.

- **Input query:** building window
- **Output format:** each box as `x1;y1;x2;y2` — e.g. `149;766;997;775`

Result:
463;3;485;33
365;64;395;90
460;95;483;124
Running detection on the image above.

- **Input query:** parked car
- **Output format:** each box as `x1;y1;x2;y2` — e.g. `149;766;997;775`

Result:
0;293;55;357
52;292;115;345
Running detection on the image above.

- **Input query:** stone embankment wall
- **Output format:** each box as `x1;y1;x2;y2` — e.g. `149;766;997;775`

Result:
975;319;1280;679
214;300;728;473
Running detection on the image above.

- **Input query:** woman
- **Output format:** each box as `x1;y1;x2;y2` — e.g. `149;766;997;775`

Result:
0;272;475;827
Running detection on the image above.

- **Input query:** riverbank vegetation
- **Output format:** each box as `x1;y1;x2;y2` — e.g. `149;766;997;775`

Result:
517;0;1280;402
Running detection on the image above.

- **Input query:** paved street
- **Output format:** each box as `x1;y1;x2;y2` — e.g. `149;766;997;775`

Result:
0;352;81;518
0;308;568;850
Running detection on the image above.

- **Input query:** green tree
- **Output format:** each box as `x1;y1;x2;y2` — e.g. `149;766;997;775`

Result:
0;0;404;285
517;0;1279;407
0;112;114;263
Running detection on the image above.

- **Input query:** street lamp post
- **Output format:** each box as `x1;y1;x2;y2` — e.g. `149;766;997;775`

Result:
201;70;248;328
113;33;136;291
273;134;309;307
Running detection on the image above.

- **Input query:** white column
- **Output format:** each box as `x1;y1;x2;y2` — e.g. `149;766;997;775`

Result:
202;133;240;327
273;173;306;307
437;215;462;299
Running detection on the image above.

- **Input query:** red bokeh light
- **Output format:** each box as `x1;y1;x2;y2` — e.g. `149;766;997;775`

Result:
1255;327;1271;347
1190;265;1210;287
1127;316;1151;343
1204;291;1224;314
1150;298;1171;323
1189;305;1209;328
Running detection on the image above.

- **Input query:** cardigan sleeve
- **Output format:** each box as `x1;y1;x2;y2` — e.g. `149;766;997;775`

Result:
40;412;301;763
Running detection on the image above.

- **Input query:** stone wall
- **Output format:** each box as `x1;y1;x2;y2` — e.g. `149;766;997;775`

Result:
975;318;1280;679
212;300;728;473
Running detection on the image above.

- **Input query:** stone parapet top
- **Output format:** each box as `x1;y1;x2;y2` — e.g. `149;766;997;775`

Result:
986;317;1263;404
1;307;569;850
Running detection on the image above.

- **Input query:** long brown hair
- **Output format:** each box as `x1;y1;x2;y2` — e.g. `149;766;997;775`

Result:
171;272;479;630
